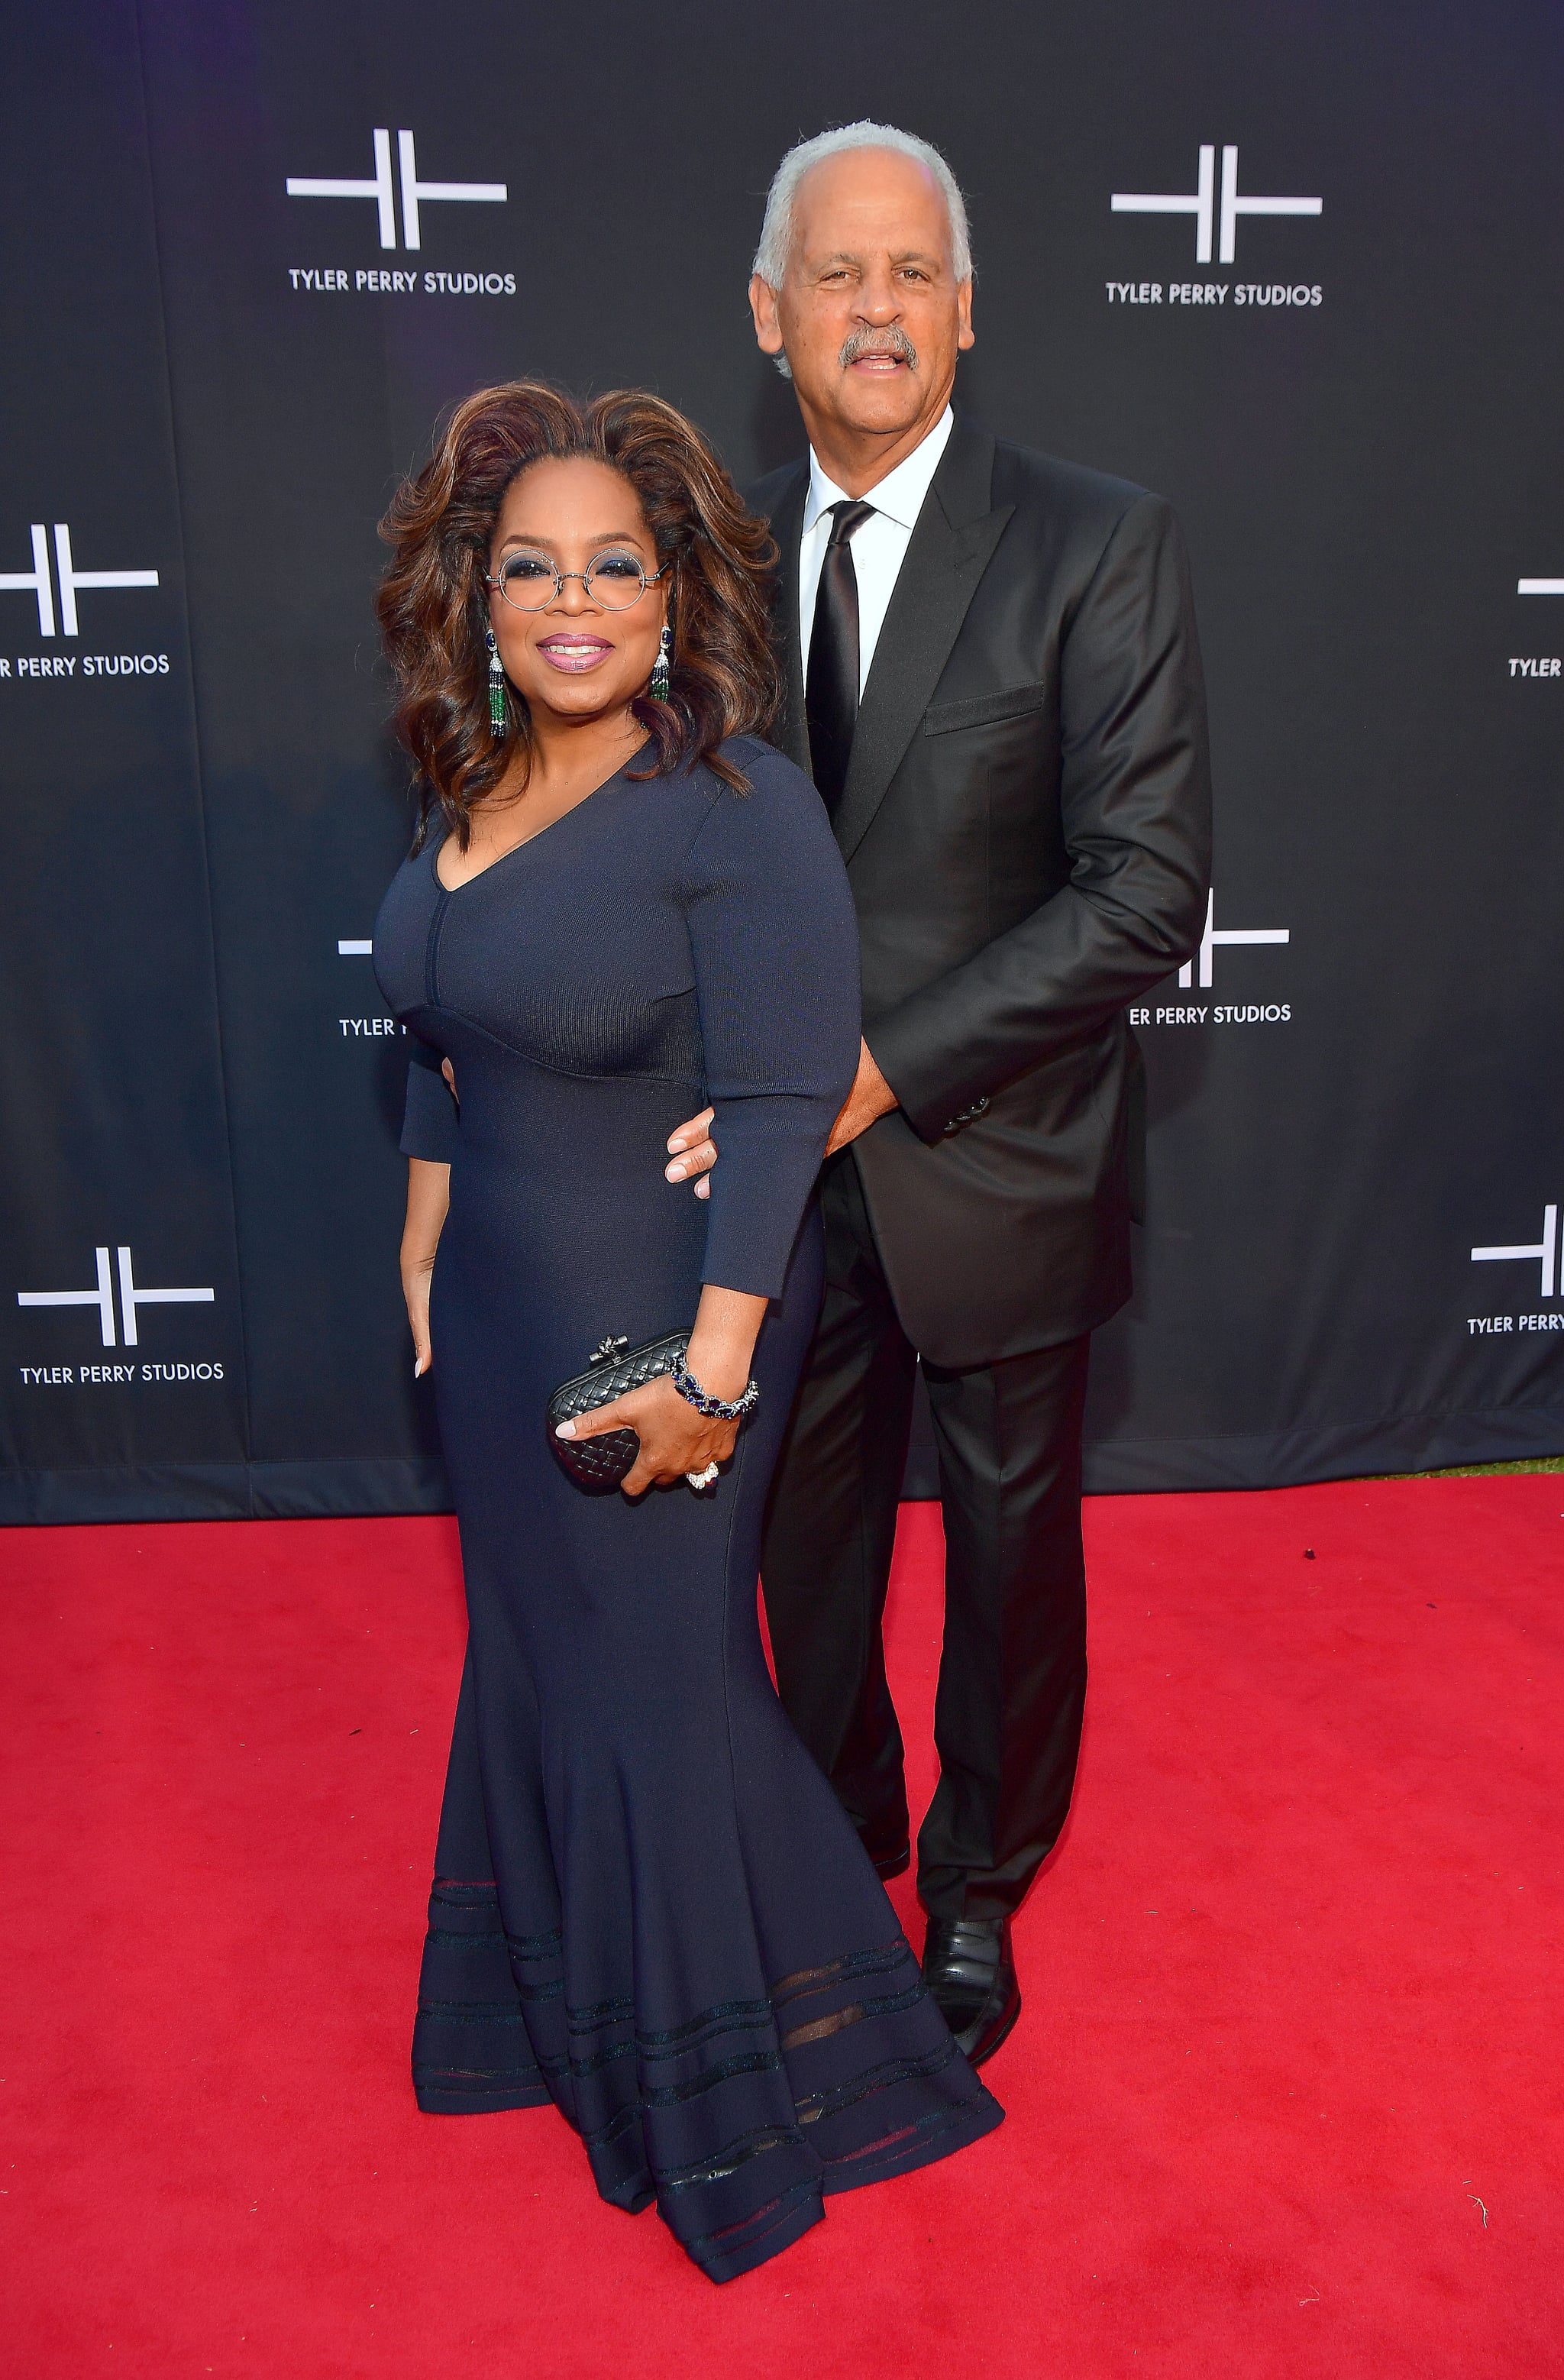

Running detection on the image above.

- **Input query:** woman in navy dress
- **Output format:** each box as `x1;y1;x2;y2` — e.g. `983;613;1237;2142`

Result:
371;383;1000;2282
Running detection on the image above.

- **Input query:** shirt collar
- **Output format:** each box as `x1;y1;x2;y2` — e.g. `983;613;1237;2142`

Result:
802;406;955;538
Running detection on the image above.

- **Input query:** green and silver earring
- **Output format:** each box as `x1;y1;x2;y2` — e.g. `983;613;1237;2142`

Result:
486;629;506;736
650;624;672;703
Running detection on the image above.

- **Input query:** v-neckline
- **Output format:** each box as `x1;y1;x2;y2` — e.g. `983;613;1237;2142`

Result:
432;740;649;894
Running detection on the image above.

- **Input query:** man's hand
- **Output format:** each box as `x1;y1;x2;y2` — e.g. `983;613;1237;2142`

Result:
664;1041;896;1195
825;1039;897;1155
666;1107;716;1199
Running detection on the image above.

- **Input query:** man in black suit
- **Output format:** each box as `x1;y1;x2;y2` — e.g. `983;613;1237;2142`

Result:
666;122;1210;2064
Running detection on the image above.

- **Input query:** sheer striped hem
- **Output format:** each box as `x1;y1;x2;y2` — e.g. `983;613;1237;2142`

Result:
411;1881;1003;2278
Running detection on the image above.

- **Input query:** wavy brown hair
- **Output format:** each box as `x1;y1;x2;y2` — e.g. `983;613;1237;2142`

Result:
376;381;778;846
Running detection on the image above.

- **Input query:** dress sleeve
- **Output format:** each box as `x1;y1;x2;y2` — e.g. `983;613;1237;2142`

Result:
399;1036;460;1163
683;750;861;1298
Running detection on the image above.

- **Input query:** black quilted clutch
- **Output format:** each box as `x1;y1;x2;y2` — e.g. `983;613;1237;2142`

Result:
546;1330;690;1488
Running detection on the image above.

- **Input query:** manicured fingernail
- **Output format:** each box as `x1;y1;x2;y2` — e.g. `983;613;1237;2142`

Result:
554;1421;576;1439
667;1162;686;1180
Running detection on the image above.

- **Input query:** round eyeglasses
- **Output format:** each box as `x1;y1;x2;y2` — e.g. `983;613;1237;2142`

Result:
486;548;669;613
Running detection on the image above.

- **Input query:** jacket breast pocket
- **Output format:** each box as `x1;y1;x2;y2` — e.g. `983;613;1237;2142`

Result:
923;682;1048;736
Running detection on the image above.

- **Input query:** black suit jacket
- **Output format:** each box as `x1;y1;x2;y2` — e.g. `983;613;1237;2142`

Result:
746;412;1211;1367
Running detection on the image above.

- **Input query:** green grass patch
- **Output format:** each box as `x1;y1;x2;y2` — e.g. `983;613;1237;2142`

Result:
1386;1456;1564;1480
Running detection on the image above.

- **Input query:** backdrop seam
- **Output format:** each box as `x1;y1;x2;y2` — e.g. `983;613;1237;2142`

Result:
128;0;259;1510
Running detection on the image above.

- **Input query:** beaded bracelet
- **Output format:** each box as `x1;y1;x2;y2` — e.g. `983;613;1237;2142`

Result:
671;1350;760;1421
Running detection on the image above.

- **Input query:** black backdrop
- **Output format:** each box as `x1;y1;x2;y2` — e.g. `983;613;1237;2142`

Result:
4;0;1562;1523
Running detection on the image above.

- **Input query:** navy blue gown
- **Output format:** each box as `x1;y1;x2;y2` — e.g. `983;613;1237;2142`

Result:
372;736;1001;2282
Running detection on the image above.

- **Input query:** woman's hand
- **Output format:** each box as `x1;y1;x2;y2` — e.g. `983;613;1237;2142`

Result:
665;1105;716;1199
402;1249;436;1377
402;1156;451;1376
557;1373;739;1494
554;1283;767;1495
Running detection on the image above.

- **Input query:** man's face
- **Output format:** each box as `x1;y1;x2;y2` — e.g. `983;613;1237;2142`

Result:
750;147;974;450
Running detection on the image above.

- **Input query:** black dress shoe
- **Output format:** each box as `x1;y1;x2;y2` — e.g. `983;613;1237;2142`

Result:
871;1842;910;1880
921;1916;1020;2068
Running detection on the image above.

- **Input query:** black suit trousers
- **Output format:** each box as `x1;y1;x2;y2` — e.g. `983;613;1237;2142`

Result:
761;1153;1089;1922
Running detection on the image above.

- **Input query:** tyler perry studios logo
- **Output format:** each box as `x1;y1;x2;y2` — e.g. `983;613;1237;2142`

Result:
1129;889;1292;1029
1467;1203;1564;1338
1107;142;1323;311
16;1243;223;1386
0;522;167;684
335;935;406;1043
285;128;515;299
1511;574;1563;683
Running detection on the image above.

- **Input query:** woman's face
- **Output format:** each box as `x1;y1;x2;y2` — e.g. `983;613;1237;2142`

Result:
486;457;667;729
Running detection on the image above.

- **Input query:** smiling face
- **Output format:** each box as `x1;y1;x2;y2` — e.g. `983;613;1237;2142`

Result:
486;456;667;727
749;145;973;483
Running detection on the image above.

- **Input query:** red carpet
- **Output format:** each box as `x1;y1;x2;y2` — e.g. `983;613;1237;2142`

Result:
2;1477;1560;2376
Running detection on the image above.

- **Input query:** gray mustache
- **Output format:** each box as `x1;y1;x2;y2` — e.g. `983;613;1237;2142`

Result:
839;325;919;370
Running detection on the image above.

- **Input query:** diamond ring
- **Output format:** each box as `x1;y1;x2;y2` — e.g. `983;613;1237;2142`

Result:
686;1461;720;1490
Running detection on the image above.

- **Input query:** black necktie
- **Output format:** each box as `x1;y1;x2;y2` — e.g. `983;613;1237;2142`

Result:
805;499;874;817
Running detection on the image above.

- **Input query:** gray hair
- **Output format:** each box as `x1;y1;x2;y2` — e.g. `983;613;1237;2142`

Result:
751;121;974;289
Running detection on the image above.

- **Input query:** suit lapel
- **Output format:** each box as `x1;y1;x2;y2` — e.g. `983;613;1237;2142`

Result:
759;465;810;773
832;419;1012;865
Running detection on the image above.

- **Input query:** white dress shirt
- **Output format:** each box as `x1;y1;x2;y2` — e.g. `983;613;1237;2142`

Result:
797;406;955;697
